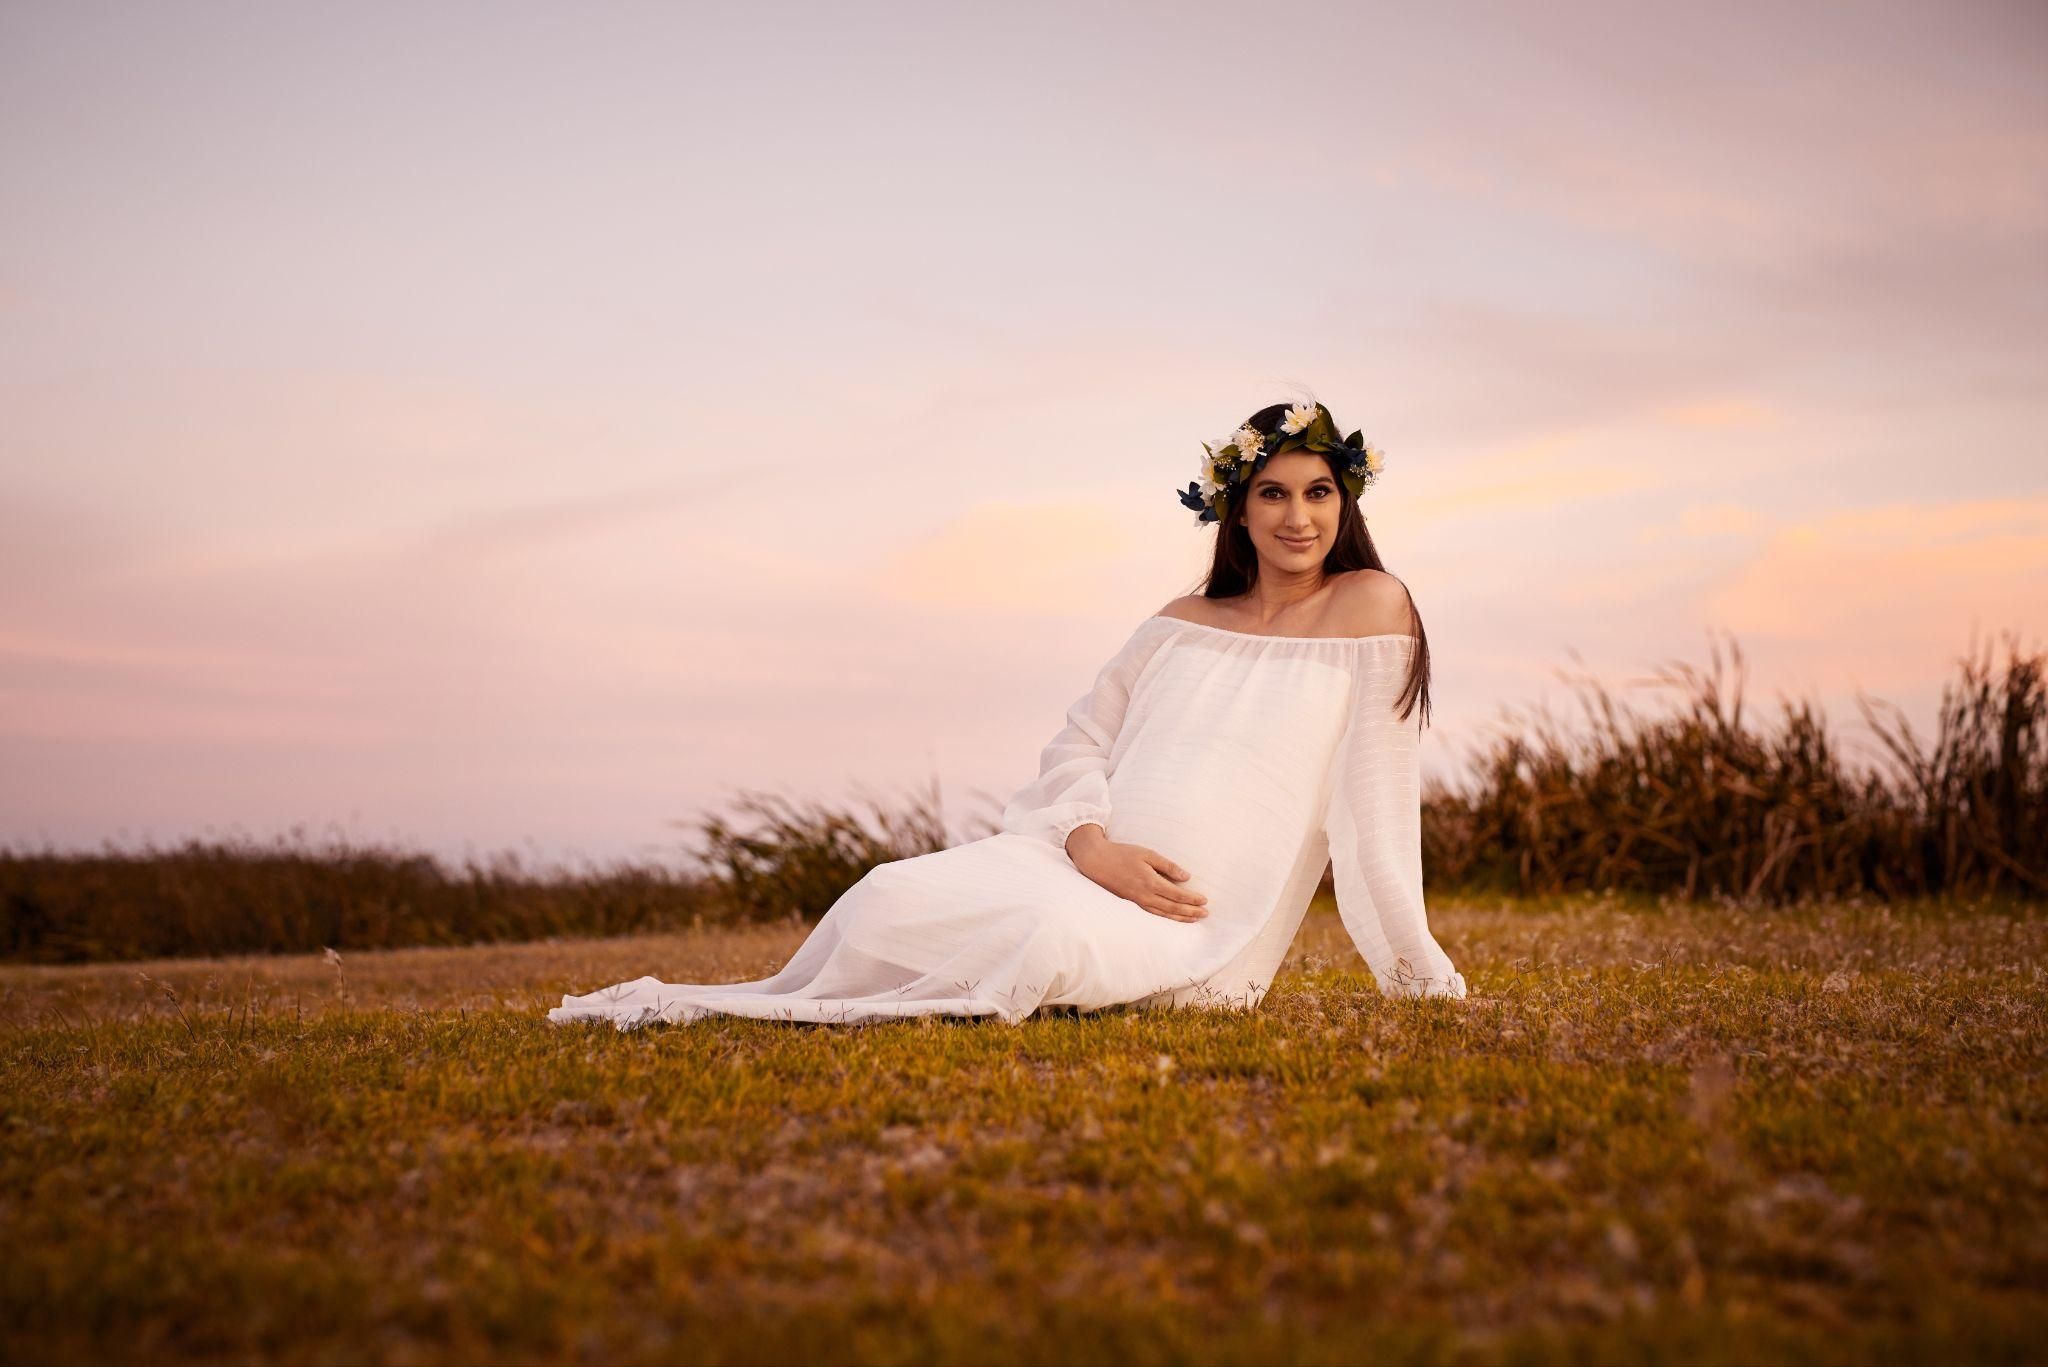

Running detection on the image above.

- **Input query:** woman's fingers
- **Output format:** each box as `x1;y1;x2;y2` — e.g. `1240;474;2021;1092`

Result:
1138;848;1187;881
1117;849;1209;920
1141;847;1194;882
1144;900;1202;921
1144;882;1207;920
1138;853;1207;906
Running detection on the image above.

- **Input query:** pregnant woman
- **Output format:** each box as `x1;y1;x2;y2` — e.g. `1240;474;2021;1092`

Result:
548;396;1468;1029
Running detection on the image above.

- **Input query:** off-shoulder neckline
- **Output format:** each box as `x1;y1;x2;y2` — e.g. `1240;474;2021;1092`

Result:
1146;615;1419;645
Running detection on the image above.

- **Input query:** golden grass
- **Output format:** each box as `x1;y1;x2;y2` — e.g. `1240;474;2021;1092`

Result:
4;894;2043;1365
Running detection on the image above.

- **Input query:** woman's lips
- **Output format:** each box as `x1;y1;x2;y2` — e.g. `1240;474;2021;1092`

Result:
1278;536;1316;548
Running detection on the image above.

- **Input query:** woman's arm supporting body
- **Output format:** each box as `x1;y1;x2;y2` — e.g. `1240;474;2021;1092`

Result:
1322;574;1468;998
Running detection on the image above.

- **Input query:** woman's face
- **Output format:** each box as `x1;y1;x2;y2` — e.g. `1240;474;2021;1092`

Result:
1241;450;1341;570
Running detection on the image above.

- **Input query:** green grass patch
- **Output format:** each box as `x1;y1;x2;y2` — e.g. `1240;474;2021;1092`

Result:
3;899;2045;1364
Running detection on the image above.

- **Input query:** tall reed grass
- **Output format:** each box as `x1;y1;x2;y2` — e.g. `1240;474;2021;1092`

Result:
3;631;2041;964
1422;628;2046;903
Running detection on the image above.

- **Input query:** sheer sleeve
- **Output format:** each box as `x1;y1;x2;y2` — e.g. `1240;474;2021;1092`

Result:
1322;640;1468;999
1000;619;1165;859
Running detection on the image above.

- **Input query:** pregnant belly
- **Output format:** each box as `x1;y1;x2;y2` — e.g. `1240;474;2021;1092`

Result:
1104;755;1312;941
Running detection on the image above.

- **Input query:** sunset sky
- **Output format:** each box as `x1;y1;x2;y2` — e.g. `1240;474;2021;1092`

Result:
3;0;2043;873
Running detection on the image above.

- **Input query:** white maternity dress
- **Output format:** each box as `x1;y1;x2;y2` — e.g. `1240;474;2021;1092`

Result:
546;615;1468;1030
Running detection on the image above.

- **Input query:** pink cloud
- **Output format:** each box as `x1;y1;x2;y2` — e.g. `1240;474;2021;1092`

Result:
1701;497;2048;690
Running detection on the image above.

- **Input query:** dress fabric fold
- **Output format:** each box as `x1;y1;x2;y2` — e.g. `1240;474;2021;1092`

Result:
547;615;1467;1031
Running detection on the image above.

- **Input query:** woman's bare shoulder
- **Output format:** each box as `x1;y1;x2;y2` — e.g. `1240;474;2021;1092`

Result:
1329;569;1419;638
1150;593;1217;625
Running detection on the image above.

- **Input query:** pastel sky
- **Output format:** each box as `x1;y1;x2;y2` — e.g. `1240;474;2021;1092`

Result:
3;0;2043;873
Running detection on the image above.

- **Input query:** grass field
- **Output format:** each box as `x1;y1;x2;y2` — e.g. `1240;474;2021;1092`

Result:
3;893;2043;1365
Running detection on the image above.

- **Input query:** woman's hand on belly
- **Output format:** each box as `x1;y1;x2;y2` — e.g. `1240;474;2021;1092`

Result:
1066;827;1209;923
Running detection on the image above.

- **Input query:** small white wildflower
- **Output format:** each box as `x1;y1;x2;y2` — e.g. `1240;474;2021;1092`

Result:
1280;402;1317;435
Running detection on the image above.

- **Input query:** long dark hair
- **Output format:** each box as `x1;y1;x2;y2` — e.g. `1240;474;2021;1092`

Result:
1191;401;1433;728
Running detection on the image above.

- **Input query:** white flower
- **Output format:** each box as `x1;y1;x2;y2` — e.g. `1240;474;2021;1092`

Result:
1363;444;1385;474
1231;425;1264;458
1280;402;1317;435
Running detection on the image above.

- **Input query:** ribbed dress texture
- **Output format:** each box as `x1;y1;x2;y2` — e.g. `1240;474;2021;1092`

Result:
546;615;1468;1030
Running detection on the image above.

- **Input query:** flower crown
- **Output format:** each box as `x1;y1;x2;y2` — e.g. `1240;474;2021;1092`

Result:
1175;401;1386;525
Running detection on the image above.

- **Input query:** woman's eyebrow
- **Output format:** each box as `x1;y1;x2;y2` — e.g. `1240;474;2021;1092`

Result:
1252;477;1336;490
